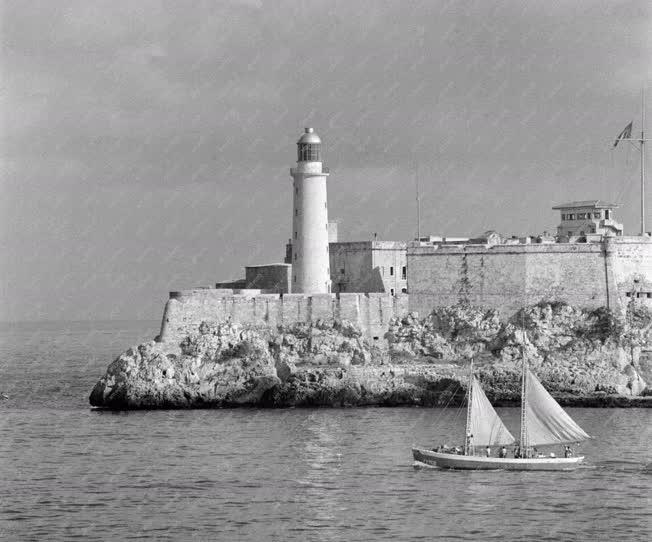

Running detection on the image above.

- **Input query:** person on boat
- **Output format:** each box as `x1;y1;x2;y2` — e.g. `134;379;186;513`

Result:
485;446;491;457
564;446;573;458
454;446;462;455
514;445;521;458
499;446;507;458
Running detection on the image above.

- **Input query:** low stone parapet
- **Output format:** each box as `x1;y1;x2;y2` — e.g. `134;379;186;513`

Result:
158;290;410;344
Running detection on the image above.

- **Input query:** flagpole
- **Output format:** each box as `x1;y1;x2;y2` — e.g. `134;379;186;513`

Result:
614;89;650;236
641;88;646;236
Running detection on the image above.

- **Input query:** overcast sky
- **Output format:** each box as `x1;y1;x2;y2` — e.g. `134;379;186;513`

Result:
1;0;651;321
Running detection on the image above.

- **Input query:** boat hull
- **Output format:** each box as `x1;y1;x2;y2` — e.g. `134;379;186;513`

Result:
412;448;585;471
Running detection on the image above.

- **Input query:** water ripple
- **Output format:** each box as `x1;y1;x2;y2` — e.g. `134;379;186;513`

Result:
1;321;651;541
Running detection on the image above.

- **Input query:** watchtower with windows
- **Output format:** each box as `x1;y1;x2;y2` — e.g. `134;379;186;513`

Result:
552;200;623;238
289;128;331;293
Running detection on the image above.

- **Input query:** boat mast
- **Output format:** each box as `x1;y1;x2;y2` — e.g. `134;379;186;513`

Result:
464;357;474;456
519;338;528;452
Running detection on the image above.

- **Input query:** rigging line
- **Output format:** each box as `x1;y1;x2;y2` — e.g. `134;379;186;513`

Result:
451;388;467;425
427;380;462;428
614;160;642;205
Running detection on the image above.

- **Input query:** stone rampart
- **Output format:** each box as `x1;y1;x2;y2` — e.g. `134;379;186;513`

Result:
158;289;409;344
407;238;652;319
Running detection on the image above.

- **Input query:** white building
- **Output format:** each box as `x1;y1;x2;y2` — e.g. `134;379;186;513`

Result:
552;200;623;238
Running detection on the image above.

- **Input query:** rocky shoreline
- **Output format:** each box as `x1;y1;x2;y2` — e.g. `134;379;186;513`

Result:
89;302;652;409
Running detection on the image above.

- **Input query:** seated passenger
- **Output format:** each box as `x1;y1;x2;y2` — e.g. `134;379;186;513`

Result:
499;446;507;458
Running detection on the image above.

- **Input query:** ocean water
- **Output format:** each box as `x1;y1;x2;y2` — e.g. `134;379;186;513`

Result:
0;321;650;541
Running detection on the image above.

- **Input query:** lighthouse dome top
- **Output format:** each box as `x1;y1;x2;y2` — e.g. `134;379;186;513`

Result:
297;127;321;145
296;127;322;162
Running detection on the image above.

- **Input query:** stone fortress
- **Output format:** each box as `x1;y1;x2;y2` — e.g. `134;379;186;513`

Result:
158;128;652;344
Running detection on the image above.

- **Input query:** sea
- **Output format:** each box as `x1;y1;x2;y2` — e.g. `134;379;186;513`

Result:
0;320;650;541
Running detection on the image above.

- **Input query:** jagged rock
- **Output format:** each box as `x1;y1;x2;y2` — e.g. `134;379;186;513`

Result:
90;302;652;409
274;355;297;382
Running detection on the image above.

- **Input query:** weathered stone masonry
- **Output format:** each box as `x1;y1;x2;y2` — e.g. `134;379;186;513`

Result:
407;238;652;319
159;239;652;345
158;290;409;344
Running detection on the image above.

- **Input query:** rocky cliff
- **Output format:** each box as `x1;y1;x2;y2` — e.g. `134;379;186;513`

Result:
89;302;652;409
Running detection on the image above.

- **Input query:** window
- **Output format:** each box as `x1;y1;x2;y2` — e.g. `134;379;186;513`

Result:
594;212;601;219
568;231;572;236
390;288;395;295
295;209;298;216
298;143;321;161
626;292;632;297
294;253;297;261
569;214;575;220
294;275;297;283
294;231;298;239
401;266;407;279
390;266;394;276
401;288;407;293
577;213;585;219
605;210;611;219
340;268;345;274
295;187;298;195
647;293;652;299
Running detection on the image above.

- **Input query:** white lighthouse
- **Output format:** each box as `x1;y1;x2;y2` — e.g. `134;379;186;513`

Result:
290;127;331;294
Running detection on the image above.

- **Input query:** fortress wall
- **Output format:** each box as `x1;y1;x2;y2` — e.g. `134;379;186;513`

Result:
406;241;650;319
408;246;528;317
523;248;609;309
158;290;409;344
157;241;652;343
607;238;652;313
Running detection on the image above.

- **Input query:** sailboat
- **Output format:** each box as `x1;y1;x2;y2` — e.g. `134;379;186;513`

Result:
412;356;591;471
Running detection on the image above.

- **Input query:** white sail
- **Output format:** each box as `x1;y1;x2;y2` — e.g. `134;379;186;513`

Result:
525;370;591;445
470;377;516;446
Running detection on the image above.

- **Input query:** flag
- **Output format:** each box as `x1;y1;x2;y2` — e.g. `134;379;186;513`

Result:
613;121;633;147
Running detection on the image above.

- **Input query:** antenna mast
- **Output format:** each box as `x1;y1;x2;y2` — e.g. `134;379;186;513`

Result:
416;162;421;241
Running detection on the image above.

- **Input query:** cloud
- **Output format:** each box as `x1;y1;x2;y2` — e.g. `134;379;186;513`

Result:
1;0;651;320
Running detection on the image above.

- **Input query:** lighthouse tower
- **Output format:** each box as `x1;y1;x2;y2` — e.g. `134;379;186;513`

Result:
290;127;331;294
